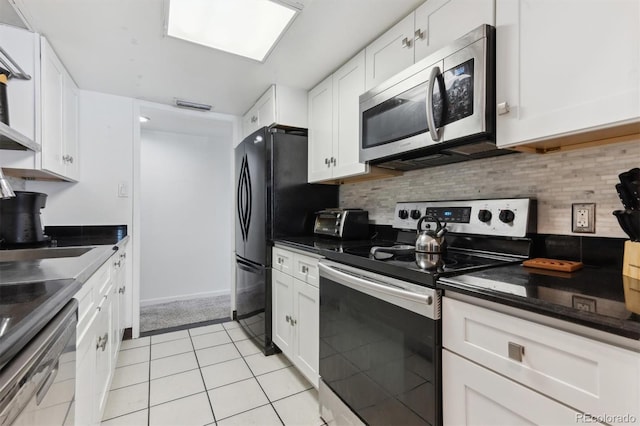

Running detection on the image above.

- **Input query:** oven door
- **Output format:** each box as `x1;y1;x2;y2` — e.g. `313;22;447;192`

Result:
318;260;441;426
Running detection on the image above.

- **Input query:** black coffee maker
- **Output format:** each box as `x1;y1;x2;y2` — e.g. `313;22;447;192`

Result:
0;191;49;247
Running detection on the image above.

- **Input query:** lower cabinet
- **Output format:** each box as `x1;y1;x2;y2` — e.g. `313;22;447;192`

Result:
272;247;320;388
443;350;590;425
442;296;640;426
74;251;123;426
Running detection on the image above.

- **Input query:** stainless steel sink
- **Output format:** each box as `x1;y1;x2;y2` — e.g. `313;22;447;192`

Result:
0;247;94;262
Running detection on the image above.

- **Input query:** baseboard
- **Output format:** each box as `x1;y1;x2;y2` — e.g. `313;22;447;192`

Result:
140;289;230;307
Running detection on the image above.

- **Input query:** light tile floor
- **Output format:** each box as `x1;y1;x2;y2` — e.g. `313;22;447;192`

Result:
101;321;326;426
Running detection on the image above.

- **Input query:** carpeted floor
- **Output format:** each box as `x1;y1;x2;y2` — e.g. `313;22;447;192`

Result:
140;294;231;333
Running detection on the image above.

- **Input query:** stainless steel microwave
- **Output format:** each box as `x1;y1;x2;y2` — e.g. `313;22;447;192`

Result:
359;25;512;170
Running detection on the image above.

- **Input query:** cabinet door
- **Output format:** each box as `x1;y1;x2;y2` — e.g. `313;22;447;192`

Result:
331;50;368;180
272;269;294;357
365;13;415;91
307;75;334;182
62;74;79;181
443;350;597;425
414;0;495;62
94;293;113;422
496;0;640;148
292;279;319;388
256;85;276;128
40;38;65;176
111;276;120;361
243;105;259;138
75;311;98;426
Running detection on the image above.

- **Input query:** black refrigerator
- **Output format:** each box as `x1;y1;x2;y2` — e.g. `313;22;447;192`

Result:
234;127;338;355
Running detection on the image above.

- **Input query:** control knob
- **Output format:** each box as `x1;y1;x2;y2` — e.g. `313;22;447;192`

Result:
398;209;409;220
499;209;515;223
477;209;492;223
410;209;422;220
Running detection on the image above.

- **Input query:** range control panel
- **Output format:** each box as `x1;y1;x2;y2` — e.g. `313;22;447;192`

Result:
393;198;536;238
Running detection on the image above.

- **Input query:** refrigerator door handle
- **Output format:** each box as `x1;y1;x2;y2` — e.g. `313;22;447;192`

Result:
237;155;252;241
237;163;246;241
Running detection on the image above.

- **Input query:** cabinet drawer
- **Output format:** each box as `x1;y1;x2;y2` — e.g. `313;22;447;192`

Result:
272;247;293;275
443;297;640;423
293;253;319;287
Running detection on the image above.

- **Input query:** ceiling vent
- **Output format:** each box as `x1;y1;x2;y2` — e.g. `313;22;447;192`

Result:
174;99;212;111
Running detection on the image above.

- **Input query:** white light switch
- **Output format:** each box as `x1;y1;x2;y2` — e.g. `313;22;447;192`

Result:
118;182;129;198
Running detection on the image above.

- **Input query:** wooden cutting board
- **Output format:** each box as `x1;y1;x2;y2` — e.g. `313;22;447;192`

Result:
523;258;584;272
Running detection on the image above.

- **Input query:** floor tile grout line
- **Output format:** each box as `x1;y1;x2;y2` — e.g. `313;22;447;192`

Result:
101;407;148;423
226;326;285;426
189;329;218;425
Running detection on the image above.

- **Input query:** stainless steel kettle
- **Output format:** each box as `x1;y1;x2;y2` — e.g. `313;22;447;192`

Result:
416;216;447;253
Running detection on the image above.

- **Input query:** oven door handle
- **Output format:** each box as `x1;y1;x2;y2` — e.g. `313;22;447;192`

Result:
318;262;439;319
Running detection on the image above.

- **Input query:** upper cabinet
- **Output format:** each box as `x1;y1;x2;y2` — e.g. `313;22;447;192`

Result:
0;29;80;182
308;51;368;183
41;37;79;180
495;0;640;150
242;85;308;138
365;0;495;91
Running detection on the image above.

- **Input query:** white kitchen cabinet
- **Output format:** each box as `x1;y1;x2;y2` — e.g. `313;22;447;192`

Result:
74;251;124;426
413;0;494;62
242;85;308;138
495;0;640;149
365;14;415;92
443;350;597;426
442;296;640;426
40;37;79;181
308;51;368;182
272;247;321;387
365;0;494;91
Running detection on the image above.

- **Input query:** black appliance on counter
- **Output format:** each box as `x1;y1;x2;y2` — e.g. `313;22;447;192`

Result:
234;127;338;354
614;167;640;241
313;208;369;240
318;198;536;426
0;191;49;248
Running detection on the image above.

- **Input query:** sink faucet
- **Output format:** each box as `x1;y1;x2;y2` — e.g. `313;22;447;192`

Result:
0;168;16;199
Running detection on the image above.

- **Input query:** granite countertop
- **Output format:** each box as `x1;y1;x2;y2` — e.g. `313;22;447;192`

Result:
0;232;129;369
274;236;640;344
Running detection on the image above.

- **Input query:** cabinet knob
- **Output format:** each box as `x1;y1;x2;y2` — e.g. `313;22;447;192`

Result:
291;318;297;326
508;342;525;362
401;37;412;48
414;29;424;41
119;286;125;294
497;102;510;116
301;265;308;274
68;156;74;164
96;333;109;351
285;315;291;323
251;116;258;123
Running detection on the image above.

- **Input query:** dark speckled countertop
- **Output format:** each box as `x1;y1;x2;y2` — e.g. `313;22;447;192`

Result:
0;226;128;369
275;234;640;343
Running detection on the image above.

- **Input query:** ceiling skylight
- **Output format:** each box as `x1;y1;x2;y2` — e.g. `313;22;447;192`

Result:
167;0;299;62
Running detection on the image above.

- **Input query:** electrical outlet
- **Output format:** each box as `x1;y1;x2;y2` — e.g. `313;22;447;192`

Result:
572;203;595;233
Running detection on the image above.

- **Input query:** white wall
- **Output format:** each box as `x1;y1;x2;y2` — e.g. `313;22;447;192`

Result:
26;90;134;226
139;128;233;305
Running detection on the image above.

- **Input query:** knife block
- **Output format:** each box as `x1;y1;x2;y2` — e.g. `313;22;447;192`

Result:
623;241;640;314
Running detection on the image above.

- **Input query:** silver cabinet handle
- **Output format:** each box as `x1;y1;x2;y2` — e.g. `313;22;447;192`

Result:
96;333;108;351
118;286;125;294
250;116;258;123
285;315;291;323
414;29;424;41
401;37;411;48
68;156;73;164
62;155;69;163
508;342;525;362
331;157;336;166
426;66;442;142
291;318;297;326
301;265;308;273
114;260;121;267
497;102;511;115
120;253;126;259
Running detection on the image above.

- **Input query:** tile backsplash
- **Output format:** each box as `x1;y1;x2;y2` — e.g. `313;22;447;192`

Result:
340;138;640;238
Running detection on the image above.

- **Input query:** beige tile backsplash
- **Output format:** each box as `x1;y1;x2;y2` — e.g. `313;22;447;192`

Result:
340;138;640;238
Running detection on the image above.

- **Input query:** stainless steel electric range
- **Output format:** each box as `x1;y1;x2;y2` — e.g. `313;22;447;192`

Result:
318;198;537;426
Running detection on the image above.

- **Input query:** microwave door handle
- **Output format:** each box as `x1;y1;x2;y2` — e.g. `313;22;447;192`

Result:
426;66;442;142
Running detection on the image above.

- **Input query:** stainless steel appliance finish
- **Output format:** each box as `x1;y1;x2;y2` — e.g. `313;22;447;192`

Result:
395;198;536;238
319;260;441;426
0;300;76;426
234;127;338;354
313;209;369;239
359;25;512;171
